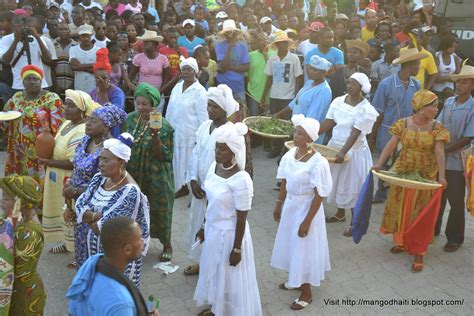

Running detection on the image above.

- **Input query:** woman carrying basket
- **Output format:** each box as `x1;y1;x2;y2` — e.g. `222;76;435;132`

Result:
373;90;449;273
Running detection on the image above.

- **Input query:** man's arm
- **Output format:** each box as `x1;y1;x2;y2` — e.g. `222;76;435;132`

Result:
1;33;20;65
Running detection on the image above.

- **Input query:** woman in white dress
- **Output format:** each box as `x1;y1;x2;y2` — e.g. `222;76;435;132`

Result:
165;57;209;198
271;114;333;311
184;85;239;275
319;72;379;237
194;122;262;316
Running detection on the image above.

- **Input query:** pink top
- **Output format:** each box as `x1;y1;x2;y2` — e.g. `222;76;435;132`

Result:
104;4;127;16
132;53;169;89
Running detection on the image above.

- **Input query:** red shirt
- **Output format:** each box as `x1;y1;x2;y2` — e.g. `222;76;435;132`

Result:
159;46;189;81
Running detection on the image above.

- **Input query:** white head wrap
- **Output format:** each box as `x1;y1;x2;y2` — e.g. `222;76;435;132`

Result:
350;72;371;94
207;84;240;117
180;57;199;73
291;114;320;141
103;133;134;162
215;122;248;170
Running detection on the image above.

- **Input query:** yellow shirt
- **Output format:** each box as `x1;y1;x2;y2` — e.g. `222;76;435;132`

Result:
401;46;438;89
361;27;375;42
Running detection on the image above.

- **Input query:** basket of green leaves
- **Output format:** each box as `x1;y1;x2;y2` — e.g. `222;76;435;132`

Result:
372;170;442;190
284;141;349;163
243;116;293;139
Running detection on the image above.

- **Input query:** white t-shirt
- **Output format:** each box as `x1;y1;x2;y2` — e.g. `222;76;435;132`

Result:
69;44;99;93
41;35;57;87
297;39;318;58
264;52;303;100
0;33;48;89
92;36;110;48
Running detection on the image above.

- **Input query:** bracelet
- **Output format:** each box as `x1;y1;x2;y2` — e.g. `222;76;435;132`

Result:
276;199;283;204
92;212;98;222
232;248;242;254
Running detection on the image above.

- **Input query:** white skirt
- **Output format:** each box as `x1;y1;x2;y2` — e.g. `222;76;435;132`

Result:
194;222;262;316
271;194;330;288
172;141;194;192
184;196;207;262
327;141;373;209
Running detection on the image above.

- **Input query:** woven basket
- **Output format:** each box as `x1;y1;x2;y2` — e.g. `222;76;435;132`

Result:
284;141;349;163
243;116;292;139
372;170;442;190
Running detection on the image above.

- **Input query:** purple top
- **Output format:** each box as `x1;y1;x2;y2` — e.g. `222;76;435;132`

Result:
90;85;126;137
215;40;250;94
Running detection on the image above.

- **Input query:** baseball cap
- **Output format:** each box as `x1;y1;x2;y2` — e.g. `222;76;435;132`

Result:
182;19;195;27
308;21;325;32
259;16;272;25
215;11;228;19
78;24;94;35
47;2;60;10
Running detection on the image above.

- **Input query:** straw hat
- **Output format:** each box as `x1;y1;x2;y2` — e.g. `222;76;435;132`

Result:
219;19;241;34
392;48;428;64
137;30;164;42
270;30;293;49
346;40;370;58
450;65;474;81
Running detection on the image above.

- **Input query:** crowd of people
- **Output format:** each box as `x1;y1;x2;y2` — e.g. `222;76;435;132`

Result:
0;0;472;315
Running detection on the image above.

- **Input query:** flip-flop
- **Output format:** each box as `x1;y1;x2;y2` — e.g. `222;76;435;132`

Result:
159;249;173;262
67;261;77;269
411;261;423;273
290;298;313;310
325;215;346;223
197;308;214;316
279;282;302;290
390;246;406;254
184;264;200;276
343;226;353;237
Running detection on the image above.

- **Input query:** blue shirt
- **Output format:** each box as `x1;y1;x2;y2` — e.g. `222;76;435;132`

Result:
195;19;209;33
215;40;250;94
439;95;474;171
145;5;160;24
303;45;344;82
289;80;332;144
372;73;420;152
177;36;206;57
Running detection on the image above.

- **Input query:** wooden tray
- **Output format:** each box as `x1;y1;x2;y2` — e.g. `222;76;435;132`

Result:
372;170;442;190
243;116;292;139
284;141;349;163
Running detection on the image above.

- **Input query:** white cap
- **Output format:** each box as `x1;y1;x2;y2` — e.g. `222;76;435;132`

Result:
182;19;195;27
78;24;94;35
215;11;228;19
259;16;272;25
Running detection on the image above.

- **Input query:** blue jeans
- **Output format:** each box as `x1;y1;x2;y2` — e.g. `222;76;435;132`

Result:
0;82;14;108
246;95;261;117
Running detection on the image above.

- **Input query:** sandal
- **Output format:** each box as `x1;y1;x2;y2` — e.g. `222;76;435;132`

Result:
443;243;460;252
343;226;353;237
325;215;346;223
411;261;424;273
197;309;214;316
279;282;302;291
175;186;189;199
67;261;78;269
159;246;173;262
49;244;67;254
290;298;313;310
184;264;200;276
390;246;406;254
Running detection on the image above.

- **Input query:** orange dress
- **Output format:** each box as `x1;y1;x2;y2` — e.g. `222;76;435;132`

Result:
380;119;449;248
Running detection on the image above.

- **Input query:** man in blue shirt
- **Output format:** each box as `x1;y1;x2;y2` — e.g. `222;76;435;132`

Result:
435;67;474;252
370;48;425;203
177;19;205;57
141;0;160;25
67;217;150;316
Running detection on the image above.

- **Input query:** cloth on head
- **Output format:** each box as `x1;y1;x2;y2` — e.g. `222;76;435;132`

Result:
92;105;127;129
134;83;161;107
215;122;248;170
309;55;331;71
207;84;239;117
350;72;371;94
103;133;134;162
21;65;44;80
0;175;42;206
291;114;320;141
412;89;438;112
179;57;199;73
93;48;112;74
13;9;30;17
65;89;100;117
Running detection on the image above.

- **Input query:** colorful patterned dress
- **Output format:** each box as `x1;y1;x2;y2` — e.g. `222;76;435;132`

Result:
75;174;150;287
125;112;175;246
0;216;14;315
4;91;64;188
380;119;449;249
9;219;46;316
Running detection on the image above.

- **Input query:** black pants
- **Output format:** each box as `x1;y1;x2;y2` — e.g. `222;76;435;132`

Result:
435;170;465;245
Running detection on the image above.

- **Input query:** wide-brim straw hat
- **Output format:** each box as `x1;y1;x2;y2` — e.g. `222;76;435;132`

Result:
270;30;294;49
450;65;474;81
138;30;163;42
345;40;370;58
219;19;241;35
393;48;428;64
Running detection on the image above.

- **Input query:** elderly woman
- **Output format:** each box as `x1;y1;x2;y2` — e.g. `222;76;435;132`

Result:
319;73;379;236
165;57;209;198
74;133;150;287
194;122;261;316
40;90;99;254
271;115;332;311
184;84;238;275
1;175;46;315
374;90;449;273
63;105;127;267
3;65;63;187
124;83;175;262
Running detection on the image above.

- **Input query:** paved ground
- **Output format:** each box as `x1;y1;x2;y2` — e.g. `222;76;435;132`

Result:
2;147;473;315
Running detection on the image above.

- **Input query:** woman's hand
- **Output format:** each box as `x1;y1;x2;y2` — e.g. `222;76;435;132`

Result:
97;75;109;92
438;177;448;188
273;203;282;222
298;220;311;238
372;163;383;172
195;228;205;244
37;157;50;166
63;209;76;223
334;151;346;164
190;180;205;199
229;250;242;266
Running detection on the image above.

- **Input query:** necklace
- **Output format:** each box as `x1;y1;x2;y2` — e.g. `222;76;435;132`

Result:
221;161;237;170
92;139;104;147
131;115;149;144
295;148;312;162
105;171;128;191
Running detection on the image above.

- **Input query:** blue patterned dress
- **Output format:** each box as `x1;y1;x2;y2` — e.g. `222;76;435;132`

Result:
74;173;150;287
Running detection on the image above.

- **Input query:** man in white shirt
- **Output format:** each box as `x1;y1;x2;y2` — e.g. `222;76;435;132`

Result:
297;21;323;57
31;16;58;90
0;15;51;91
92;18;110;48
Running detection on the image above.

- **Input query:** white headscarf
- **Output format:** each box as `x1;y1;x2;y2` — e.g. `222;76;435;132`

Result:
207;84;240;117
103;133;134;162
179;57;199;73
215;122;248;170
350;72;371;94
291;114;320;141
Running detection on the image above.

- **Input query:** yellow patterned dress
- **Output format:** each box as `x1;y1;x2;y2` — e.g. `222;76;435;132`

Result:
380;119;449;248
9;220;46;316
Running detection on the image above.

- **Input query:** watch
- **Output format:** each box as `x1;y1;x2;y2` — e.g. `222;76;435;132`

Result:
232;248;242;254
